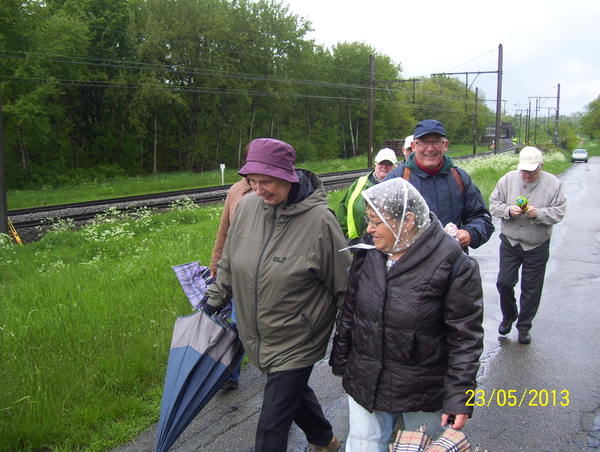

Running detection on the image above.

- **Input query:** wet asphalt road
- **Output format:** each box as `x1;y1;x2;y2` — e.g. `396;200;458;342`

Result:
112;158;600;452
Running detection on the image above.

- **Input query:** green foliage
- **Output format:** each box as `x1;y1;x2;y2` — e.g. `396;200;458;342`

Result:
2;0;498;190
557;122;579;150
581;95;600;139
583;139;600;158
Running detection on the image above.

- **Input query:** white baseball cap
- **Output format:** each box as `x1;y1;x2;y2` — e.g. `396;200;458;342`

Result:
517;146;543;171
374;148;398;165
403;135;414;150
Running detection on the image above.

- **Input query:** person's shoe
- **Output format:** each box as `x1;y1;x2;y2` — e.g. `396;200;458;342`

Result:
307;435;341;452
220;380;239;390
518;330;531;344
498;319;513;335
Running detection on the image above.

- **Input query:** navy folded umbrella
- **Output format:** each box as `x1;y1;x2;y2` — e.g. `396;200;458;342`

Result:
155;310;244;452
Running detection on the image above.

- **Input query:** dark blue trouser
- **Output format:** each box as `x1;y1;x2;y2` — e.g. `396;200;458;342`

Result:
255;365;333;452
496;234;550;332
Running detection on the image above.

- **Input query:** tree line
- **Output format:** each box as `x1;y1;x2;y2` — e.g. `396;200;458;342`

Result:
0;0;496;189
580;95;600;140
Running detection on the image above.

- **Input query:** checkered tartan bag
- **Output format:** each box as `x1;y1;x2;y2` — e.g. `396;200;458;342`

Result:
425;428;470;452
389;424;489;452
389;424;432;452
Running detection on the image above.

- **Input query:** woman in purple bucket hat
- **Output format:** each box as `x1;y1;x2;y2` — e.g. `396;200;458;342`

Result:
204;138;352;452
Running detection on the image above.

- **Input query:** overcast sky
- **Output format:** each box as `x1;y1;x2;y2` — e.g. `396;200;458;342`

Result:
283;0;599;117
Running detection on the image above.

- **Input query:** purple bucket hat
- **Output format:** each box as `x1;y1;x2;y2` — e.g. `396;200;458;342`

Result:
238;138;299;183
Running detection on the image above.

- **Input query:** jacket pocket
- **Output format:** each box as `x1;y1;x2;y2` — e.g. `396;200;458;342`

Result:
386;329;416;365
411;333;447;366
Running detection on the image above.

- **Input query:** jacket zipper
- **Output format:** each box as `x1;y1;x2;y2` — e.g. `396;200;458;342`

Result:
254;206;277;371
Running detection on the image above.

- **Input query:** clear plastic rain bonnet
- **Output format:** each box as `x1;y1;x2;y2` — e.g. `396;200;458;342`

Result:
361;178;431;254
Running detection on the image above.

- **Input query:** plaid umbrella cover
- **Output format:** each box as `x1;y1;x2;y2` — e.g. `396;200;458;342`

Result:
171;262;215;310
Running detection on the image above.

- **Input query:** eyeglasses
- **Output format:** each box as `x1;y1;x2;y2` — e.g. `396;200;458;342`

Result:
364;215;392;227
414;139;446;149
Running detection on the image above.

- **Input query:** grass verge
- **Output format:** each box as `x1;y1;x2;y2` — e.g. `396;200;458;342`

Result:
7;157;367;210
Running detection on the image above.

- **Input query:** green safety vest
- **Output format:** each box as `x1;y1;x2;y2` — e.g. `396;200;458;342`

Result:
346;175;370;240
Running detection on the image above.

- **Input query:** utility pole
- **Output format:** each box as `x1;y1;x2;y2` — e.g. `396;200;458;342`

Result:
515;109;524;143
436;45;503;153
431;71;497;97
430;70;497;151
554;83;561;145
368;55;374;168
375;78;420;103
534;98;539;144
0;82;7;235
525;101;531;146
494;44;503;154
473;88;479;155
518;111;523;143
528;92;559;145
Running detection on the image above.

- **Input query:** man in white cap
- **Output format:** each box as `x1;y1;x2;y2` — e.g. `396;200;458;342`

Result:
401;135;414;162
489;146;567;344
337;148;398;245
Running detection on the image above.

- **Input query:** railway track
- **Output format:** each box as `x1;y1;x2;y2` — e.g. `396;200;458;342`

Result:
8;169;369;230
8;143;516;234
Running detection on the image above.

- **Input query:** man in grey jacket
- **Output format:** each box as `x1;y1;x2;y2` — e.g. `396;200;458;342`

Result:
204;138;351;452
489;146;567;344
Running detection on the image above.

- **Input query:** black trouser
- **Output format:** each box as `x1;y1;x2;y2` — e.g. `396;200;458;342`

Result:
496;234;550;332
255;365;333;452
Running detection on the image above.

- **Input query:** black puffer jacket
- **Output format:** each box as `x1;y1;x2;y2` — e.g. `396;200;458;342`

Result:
331;214;483;416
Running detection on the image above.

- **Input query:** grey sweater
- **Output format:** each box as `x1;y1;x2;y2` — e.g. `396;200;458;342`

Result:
489;170;567;251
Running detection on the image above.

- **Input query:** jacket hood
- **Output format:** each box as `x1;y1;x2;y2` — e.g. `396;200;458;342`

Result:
287;169;317;204
262;169;327;218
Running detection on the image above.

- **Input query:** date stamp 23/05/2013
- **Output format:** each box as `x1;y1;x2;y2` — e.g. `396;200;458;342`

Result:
466;389;570;407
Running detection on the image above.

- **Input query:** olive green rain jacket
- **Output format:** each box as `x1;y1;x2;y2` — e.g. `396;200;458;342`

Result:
206;169;352;373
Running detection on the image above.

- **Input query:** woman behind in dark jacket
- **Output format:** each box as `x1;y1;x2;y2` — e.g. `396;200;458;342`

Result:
332;178;484;451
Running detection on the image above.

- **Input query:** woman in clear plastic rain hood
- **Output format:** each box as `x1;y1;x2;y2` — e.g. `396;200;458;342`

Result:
331;178;484;452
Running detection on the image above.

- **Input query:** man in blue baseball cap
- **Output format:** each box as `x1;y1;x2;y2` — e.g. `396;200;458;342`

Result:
385;119;494;251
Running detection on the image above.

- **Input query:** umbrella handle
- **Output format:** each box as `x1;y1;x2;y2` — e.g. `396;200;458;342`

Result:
446;414;455;427
202;304;220;317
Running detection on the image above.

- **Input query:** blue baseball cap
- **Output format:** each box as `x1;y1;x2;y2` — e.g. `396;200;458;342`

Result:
413;119;447;139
